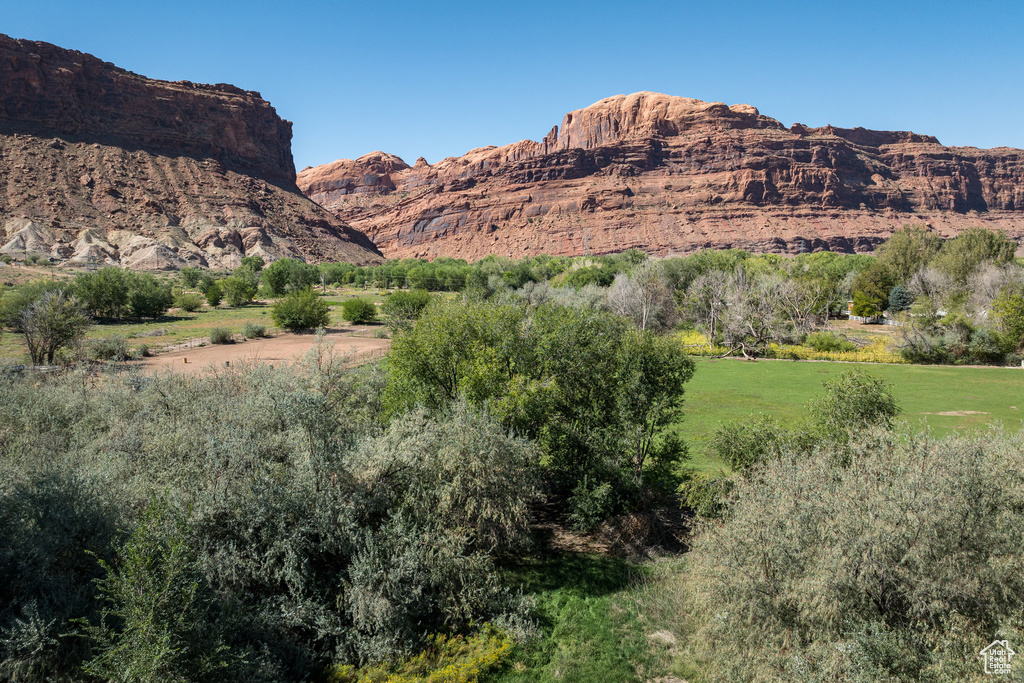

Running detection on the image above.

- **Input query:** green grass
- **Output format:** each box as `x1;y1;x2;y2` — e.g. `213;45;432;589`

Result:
486;553;661;683
0;286;395;362
678;358;1024;472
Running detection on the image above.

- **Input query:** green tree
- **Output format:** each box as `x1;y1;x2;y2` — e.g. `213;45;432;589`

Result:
204;282;223;308
875;225;943;283
239;254;265;274
381;289;432;332
262;258;319;296
21;291;91;364
127;273;173;319
992;291;1024;350
887;284;914;312
74;267;131;318
809;369;900;436
340;298;377;324
271;288;331;331
851;261;894;315
179;267;202;290
932;227;1017;283
0;279;68;330
220;276;256;307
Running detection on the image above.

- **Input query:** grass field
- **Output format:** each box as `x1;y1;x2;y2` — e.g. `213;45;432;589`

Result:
677;358;1024;472
0;288;395;361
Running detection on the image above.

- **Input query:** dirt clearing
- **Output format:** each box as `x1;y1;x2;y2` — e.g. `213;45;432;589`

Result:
131;329;390;375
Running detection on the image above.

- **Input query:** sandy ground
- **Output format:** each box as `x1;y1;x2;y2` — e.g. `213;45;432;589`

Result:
131;329;390;375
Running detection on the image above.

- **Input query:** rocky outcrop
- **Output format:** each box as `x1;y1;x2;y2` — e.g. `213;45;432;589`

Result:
0;34;383;269
299;92;1024;260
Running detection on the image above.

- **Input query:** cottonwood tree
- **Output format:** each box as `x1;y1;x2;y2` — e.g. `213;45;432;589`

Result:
682;270;731;344
606;261;674;331
719;273;797;358
21;290;91;365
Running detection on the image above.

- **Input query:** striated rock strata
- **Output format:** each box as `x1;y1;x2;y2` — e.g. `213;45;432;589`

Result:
299;92;1024;260
0;34;382;269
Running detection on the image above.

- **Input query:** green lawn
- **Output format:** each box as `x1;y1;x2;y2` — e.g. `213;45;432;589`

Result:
677;358;1024;472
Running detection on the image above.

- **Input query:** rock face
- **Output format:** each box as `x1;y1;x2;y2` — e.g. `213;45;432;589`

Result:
298;92;1024;260
0;34;382;269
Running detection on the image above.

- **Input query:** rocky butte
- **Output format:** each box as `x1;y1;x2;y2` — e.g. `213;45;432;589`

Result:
299;92;1024;261
0;34;382;269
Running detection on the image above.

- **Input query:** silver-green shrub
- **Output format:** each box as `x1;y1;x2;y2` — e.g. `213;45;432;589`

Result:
670;427;1024;682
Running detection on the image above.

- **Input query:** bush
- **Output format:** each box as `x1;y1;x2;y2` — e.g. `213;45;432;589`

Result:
204;282;223;308
381;289;432;331
804;331;856;353
220;276;256;307
241;322;268;339
208;328;233;344
81;499;233;682
175;292;204;312
89;335;134;362
271;288;331;331
341;297;377;324
668;428;1024;682
709;414;794;472
808;369;900;436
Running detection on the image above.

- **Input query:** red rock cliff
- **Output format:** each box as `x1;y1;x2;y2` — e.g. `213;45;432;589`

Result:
0;34;382;268
299;92;1024;260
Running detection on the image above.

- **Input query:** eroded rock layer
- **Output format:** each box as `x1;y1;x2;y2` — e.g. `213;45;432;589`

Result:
0;34;382;268
299;93;1024;260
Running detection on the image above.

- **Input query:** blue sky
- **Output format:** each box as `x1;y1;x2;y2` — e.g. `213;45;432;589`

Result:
3;0;1022;170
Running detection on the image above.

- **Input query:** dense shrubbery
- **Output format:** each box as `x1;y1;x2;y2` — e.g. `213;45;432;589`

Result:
386;297;695;527
0;349;537;680
380;289;432;332
664;427;1024;682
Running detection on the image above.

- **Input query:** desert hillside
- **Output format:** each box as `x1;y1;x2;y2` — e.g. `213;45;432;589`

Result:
0;34;383;269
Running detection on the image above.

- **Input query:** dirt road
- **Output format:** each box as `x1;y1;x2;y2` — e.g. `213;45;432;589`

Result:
131;330;390;375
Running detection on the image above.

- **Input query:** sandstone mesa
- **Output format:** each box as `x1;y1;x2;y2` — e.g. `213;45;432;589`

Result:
0;34;382;269
299;92;1024;261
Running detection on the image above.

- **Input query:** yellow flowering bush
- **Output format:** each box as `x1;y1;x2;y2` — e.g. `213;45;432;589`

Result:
677;330;905;364
328;626;513;683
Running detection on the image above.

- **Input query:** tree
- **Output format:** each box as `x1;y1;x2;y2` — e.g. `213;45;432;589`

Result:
0;279;68;330
262;258;320;296
21;291;91;365
179;267;202;290
220;276;256;307
875;225;943;283
204;282;223;308
991;291;1024;350
74;267;131;318
809;369;900;436
606;261;675;331
851;261;895;315
271;288;331;331
381;289;432;332
932;227;1017;283
682;270;731;344
887;284;914;312
81;500;232;682
127;273;173;319
340;298;377;324
239;254;265;274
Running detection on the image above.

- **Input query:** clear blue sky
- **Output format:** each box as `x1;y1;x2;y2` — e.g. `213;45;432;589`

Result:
3;0;1022;170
